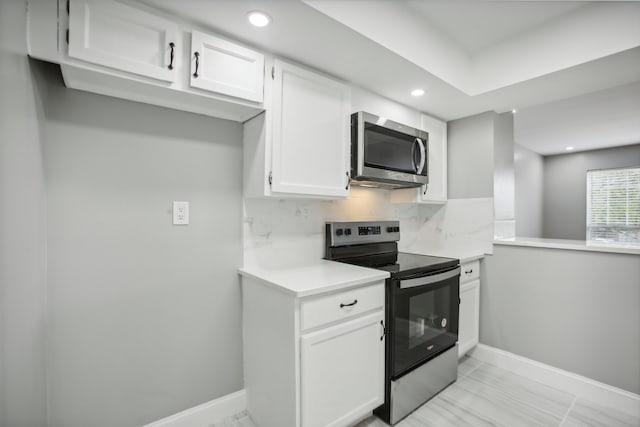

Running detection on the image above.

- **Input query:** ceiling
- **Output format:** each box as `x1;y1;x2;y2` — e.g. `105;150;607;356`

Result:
406;2;588;53
142;0;640;155
515;81;640;155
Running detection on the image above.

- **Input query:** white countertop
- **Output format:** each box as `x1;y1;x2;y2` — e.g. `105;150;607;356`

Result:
400;250;485;265
239;260;390;298
494;237;640;255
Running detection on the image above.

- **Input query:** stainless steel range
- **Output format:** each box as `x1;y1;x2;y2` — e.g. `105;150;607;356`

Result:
325;220;460;425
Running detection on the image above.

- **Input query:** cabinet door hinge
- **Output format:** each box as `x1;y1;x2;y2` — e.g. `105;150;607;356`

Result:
268;171;273;186
271;66;275;80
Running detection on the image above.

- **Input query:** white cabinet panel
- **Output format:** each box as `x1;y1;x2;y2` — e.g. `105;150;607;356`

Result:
461;260;480;284
68;0;179;82
420;114;447;203
301;311;385;427
190;30;264;102
459;279;480;358
270;59;351;198
301;282;384;331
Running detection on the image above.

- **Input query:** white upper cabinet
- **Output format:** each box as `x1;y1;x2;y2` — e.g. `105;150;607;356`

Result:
420;114;448;203
271;59;351;197
390;113;448;204
244;58;351;199
68;0;179;83
189;30;264;102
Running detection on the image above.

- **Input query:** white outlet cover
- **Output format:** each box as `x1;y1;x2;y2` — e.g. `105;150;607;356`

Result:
173;201;189;225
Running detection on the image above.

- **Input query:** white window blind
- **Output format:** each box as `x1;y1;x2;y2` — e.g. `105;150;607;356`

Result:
587;167;640;244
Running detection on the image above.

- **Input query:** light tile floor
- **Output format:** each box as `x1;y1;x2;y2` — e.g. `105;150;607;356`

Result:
356;356;640;427
216;356;640;427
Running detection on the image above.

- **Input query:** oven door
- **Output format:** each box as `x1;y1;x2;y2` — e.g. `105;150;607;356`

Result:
391;267;460;379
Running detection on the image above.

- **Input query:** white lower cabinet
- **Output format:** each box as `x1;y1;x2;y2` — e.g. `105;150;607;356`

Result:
458;260;481;357
242;278;385;427
458;280;480;357
301;311;385;427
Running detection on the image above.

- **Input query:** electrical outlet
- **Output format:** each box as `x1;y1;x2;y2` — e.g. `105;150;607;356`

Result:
173;201;189;225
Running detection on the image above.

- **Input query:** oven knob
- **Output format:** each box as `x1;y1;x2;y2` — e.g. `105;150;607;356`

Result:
394;226;400;232
387;226;394;232
336;228;343;236
345;228;352;235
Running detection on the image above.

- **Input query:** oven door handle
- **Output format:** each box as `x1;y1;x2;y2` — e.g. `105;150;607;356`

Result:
399;267;461;289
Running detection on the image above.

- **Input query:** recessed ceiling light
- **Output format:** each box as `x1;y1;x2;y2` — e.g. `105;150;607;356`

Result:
512;109;517;114
566;146;575;151
411;89;425;97
247;11;271;27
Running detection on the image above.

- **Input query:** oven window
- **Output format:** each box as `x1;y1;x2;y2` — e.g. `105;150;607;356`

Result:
408;288;450;349
364;124;420;174
392;274;459;378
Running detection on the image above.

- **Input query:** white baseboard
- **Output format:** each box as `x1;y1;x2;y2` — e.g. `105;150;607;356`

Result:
143;389;247;427
469;344;640;418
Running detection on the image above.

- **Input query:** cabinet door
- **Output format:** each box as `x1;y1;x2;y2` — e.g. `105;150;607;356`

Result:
420;114;447;203
68;0;179;83
271;59;350;198
301;311;385;427
190;31;264;103
458;279;480;357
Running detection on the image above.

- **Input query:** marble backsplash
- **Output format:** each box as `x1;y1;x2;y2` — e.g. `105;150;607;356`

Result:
243;188;494;268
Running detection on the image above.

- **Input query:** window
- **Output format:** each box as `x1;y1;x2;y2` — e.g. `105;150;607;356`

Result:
587;167;640;244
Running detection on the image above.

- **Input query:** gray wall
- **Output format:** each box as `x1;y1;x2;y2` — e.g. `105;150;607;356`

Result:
0;2;48;426
543;144;640;240
448;112;495;199
493;113;515;221
481;245;640;394
515;144;544;237
37;64;244;426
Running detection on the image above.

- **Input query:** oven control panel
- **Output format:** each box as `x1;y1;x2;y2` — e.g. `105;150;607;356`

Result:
358;225;380;235
326;221;400;247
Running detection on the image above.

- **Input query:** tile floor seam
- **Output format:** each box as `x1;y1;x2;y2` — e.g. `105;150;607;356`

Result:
558;395;579;427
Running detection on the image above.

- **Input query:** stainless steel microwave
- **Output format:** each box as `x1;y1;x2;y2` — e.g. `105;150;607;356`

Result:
351;111;429;189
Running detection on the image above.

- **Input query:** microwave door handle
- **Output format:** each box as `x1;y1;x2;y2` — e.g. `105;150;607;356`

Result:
416;137;426;174
411;139;419;172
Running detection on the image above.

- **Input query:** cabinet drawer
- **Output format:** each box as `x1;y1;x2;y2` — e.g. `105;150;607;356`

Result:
301;282;384;331
461;260;479;283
